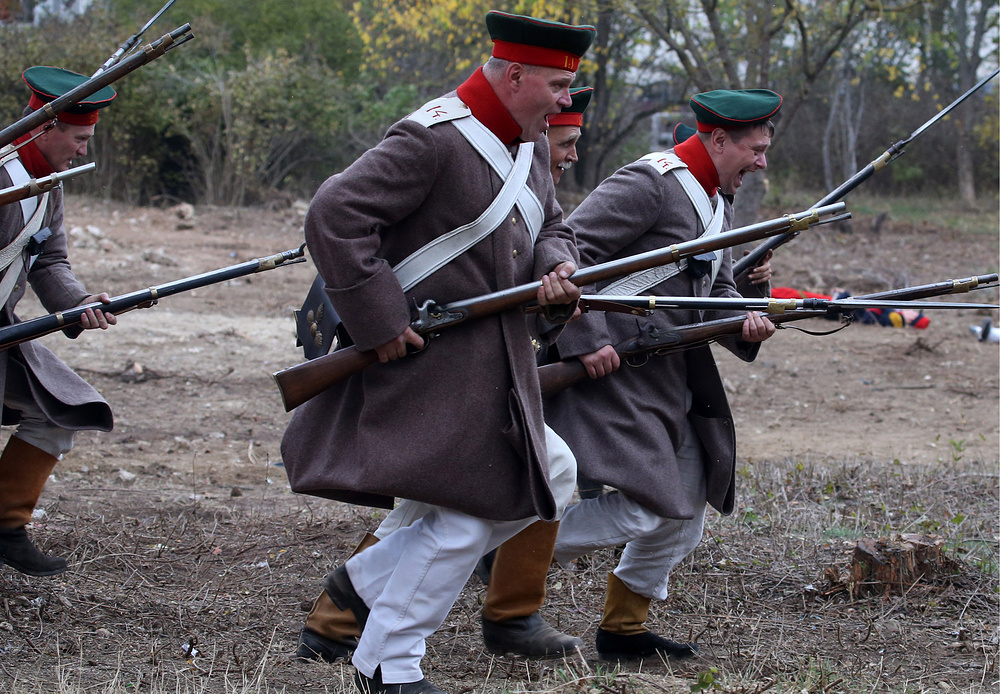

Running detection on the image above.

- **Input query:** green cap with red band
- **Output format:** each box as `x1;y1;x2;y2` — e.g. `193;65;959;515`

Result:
672;122;697;145
23;66;116;126
548;86;592;127
486;11;595;72
689;88;781;132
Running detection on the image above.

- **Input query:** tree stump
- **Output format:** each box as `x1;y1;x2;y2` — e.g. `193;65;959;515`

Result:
849;534;957;596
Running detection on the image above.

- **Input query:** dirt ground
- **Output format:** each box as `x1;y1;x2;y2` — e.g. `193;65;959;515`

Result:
0;194;997;693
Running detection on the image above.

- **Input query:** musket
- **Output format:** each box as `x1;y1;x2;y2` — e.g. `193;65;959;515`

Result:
272;202;847;412
0;245;306;352
0;163;96;207
733;67;1000;284
573;295;993;314
538;273;999;397
93;0;178;76
0;24;195;149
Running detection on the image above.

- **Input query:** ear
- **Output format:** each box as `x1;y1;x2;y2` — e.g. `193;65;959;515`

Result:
709;127;727;153
505;61;525;91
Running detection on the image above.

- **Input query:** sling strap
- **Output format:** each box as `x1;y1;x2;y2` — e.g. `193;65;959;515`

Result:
599;152;724;296
396;95;542;291
0;147;51;308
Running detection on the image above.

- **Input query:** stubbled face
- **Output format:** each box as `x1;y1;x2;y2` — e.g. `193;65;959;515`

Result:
35;122;95;172
715;128;770;195
509;65;575;142
548;125;581;185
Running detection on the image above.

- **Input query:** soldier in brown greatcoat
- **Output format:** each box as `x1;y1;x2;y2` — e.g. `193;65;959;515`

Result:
295;86;599;666
545;89;780;662
281;11;594;693
0;67;118;577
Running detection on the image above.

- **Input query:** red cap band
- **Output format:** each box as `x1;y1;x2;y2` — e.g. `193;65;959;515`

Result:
547;112;583;127
492;40;581;71
28;93;101;126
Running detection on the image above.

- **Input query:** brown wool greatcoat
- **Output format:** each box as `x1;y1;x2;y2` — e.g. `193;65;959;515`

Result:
545;155;766;519
0;165;113;432
280;109;578;523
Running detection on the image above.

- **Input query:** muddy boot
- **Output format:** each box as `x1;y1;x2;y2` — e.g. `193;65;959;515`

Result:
296;532;378;662
481;520;581;657
595;572;697;661
0;437;66;577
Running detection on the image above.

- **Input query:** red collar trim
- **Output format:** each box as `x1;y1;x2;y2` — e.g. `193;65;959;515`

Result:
674;135;719;197
456;67;523;145
11;133;55;178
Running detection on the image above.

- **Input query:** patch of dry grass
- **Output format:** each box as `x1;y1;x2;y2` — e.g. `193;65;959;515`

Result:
2;451;995;694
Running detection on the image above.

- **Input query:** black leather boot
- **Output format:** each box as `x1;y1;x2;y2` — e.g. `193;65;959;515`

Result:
295;626;356;663
482;612;582;657
595;627;698;661
354;666;446;693
0;526;67;577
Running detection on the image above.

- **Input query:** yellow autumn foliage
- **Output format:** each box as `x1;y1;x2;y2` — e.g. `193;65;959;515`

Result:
349;0;602;88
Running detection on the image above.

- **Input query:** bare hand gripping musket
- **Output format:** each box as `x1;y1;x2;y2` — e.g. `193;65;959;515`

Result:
0;163;96;208
0;24;195;149
0;246;306;352
733;67;1000;285
538;273;1000;397
272;202;847;411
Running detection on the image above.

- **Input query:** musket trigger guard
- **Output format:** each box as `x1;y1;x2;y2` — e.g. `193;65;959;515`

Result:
408;333;432;355
624;353;649;368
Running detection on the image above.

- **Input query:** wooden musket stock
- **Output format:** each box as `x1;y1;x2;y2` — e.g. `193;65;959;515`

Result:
272;202;847;411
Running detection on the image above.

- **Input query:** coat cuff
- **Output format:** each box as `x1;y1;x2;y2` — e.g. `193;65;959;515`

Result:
325;264;412;351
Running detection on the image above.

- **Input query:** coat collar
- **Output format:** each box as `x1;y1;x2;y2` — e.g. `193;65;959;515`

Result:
674;134;719;198
456;67;523;146
11;133;55;178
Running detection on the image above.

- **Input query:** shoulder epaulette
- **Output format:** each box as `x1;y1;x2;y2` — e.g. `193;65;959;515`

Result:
638;151;687;176
408;96;472;128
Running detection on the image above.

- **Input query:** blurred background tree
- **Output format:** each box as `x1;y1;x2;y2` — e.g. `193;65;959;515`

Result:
0;0;995;209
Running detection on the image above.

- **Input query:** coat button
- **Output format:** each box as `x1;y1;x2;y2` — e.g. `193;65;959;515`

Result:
512;249;518;258
511;217;517;225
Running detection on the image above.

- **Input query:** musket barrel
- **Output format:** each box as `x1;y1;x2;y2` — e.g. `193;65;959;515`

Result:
0;24;194;148
0;163;96;207
93;0;178;76
439;202;847;321
538;273;999;398
0;246;304;352
733;67;1000;283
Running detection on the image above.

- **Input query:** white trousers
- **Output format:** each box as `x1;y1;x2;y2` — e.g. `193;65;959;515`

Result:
552;417;707;601
375;425;577;538
348;424;577;684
